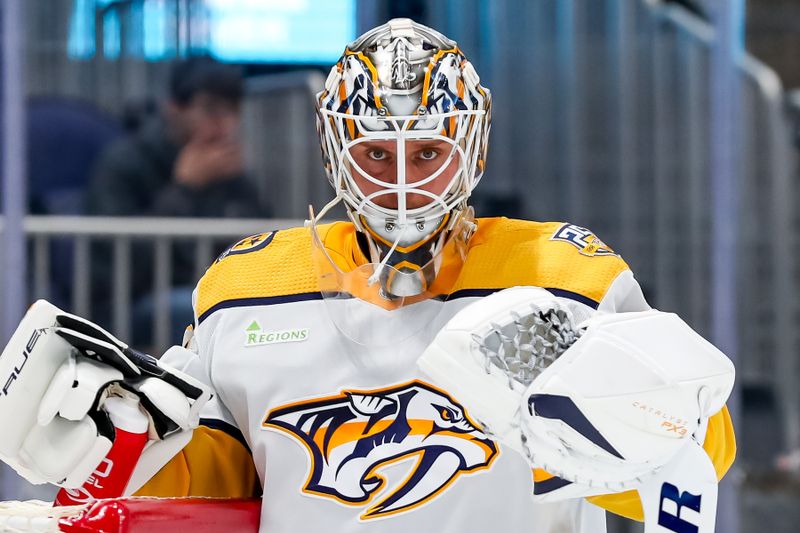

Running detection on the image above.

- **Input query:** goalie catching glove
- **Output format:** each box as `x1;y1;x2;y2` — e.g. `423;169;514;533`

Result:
417;286;735;494
0;300;211;489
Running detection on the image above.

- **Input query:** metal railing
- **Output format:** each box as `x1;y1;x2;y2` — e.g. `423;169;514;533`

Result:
0;216;302;350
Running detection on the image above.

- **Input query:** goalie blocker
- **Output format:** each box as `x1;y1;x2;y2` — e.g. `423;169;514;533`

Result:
418;286;734;532
0;300;211;495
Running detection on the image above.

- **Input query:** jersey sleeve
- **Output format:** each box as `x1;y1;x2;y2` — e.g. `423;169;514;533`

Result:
134;423;259;498
134;348;260;498
596;269;650;313
134;372;261;498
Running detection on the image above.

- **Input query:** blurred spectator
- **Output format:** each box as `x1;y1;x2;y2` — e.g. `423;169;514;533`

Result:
86;55;260;220
86;56;264;345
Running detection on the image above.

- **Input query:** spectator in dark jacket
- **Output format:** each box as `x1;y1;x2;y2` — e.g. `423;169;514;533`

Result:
87;56;260;220
86;56;264;345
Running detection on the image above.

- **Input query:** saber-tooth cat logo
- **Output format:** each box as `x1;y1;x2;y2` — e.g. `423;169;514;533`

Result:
262;381;499;520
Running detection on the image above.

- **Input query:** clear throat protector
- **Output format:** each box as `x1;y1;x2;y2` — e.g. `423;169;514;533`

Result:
306;202;475;346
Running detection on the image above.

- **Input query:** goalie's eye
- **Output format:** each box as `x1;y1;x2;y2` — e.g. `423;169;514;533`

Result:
367;149;388;161
417;148;440;161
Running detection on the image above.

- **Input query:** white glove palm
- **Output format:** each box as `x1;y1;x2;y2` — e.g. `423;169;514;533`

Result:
418;286;734;492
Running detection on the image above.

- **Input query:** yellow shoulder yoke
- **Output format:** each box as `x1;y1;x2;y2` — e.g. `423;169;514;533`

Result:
454;218;629;305
195;226;319;321
195;218;630;322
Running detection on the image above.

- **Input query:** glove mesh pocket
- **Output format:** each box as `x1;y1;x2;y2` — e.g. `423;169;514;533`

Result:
473;306;581;387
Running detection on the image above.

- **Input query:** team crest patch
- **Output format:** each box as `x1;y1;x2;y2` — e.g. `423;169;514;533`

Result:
550;224;617;257
262;381;499;520
244;320;308;346
215;231;276;263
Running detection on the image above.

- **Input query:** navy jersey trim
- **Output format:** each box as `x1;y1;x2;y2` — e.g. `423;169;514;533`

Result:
200;418;251;453
197;292;324;324
445;288;500;300
545;288;599;309
446;287;599;309
198;287;598;324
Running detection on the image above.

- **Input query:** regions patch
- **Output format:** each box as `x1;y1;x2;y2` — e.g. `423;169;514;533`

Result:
243;320;309;346
262;380;498;520
215;231;276;263
550;224;617;257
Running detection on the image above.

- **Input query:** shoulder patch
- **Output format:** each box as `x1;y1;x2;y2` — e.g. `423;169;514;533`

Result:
451;218;629;306
549;224;617;257
216;231;276;263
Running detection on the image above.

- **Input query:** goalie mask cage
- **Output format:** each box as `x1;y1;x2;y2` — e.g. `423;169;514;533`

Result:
0;497;260;533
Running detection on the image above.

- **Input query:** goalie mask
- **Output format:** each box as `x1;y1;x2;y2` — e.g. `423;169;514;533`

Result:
310;18;491;305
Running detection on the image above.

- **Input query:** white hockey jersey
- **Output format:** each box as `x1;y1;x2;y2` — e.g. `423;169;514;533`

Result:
136;218;735;533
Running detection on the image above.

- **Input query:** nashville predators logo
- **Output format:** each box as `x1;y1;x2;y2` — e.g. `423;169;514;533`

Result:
550;223;617;257
215;231;276;263
262;380;499;520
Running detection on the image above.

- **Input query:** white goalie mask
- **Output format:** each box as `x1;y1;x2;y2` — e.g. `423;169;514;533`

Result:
311;18;491;305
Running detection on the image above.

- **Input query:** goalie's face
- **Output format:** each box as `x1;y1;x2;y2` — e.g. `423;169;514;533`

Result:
347;139;461;211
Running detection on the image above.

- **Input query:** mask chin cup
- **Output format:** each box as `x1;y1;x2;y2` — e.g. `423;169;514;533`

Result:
307;204;475;346
380;266;426;298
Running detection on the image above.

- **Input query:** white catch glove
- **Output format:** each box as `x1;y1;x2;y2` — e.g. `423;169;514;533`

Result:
0;300;212;488
418;287;734;518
